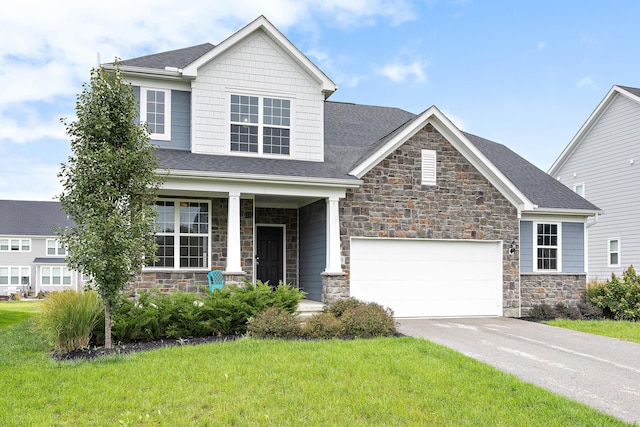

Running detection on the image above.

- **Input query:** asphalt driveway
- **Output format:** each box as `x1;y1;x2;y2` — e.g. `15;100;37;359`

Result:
398;317;640;424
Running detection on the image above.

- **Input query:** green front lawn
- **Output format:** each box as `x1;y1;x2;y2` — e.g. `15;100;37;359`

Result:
546;319;640;344
0;303;629;426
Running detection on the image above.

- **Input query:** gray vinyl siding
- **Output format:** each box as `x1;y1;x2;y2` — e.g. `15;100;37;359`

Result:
562;222;584;273
0;237;56;294
133;86;191;150
553;93;640;280
520;221;533;272
169;90;191;150
299;200;326;301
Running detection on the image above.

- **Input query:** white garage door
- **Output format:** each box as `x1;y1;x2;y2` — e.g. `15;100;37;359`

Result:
350;238;503;317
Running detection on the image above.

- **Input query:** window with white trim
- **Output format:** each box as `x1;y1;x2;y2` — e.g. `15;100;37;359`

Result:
535;223;560;271
148;200;210;269
421;149;437;185
41;266;71;286
0;238;30;252
608;239;620;267
573;183;585;197
0;266;30;286
230;94;290;155
46;239;66;256
140;88;171;141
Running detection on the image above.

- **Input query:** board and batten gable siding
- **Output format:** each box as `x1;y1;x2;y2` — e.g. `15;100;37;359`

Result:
519;221;584;273
298;200;326;301
553;93;640;280
190;30;324;161
133;86;191;150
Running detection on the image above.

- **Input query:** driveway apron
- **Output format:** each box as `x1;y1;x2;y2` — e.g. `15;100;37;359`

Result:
398;317;640;424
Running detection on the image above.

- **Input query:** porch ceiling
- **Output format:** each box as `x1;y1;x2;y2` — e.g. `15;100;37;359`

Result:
254;194;322;209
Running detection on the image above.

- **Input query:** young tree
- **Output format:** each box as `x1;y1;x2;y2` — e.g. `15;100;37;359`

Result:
59;63;163;348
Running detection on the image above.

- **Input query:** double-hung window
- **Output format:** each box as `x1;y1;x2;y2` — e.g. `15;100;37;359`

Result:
0;266;30;286
41;267;71;285
148;200;210;269
46;239;66;256
536;223;560;271
230;94;290;155
0;238;30;252
608;239;620;267
140;88;171;141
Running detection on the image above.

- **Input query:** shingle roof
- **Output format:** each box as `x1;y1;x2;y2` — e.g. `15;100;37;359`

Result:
463;132;600;211
120;43;216;70
618;85;640;98
0;200;72;236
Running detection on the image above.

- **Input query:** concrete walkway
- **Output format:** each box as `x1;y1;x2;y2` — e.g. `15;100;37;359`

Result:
398;317;640;424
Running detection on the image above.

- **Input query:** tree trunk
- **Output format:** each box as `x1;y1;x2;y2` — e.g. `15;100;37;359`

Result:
104;302;112;349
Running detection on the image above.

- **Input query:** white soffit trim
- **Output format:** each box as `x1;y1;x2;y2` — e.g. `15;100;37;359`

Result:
181;16;337;95
548;85;640;175
349;105;532;211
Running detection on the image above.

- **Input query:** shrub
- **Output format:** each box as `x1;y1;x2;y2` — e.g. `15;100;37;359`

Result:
36;290;103;353
553;303;582;320
247;307;301;339
324;298;364;318
577;300;603;320
302;312;345;339
587;265;640;321
341;303;396;338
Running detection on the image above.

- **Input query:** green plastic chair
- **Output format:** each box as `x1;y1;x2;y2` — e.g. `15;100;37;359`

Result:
207;270;224;292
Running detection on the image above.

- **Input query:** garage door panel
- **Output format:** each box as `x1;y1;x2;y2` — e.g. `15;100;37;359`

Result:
350;238;502;317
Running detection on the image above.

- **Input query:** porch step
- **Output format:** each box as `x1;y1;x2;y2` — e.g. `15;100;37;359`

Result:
296;299;324;320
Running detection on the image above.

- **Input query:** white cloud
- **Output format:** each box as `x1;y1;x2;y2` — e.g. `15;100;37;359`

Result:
377;60;427;83
0;156;62;201
576;76;596;89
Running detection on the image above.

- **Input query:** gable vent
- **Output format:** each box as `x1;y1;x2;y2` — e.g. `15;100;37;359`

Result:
421;149;437;185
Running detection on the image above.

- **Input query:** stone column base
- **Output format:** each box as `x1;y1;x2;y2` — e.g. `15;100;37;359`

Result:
321;272;348;304
223;271;248;287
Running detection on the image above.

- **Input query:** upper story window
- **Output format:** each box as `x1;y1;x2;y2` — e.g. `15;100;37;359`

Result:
535;223;560;271
573;183;585;197
147;200;210;270
0;238;30;252
230;94;290;155
46;239;66;256
141;88;171;141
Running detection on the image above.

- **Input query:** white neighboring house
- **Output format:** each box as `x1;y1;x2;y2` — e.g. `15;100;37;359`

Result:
549;85;640;281
0;200;84;296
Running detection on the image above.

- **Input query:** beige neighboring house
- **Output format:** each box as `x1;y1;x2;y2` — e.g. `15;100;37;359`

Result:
0;200;84;297
549;85;640;281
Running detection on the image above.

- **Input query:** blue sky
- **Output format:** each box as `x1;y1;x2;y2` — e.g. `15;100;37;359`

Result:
1;0;639;200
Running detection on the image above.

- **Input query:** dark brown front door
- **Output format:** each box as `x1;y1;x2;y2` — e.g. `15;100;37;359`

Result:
256;226;283;287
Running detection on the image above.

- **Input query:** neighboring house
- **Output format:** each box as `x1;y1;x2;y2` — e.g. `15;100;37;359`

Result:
0;200;83;296
549;85;640;281
110;16;600;317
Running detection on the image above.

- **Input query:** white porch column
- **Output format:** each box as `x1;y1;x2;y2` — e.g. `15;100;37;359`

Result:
225;191;244;273
325;195;343;274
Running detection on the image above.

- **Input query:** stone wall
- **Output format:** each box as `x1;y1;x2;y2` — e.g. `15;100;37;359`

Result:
131;271;209;297
335;123;521;316
520;273;587;314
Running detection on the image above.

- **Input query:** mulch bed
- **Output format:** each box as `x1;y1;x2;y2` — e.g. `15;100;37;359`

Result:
54;335;240;361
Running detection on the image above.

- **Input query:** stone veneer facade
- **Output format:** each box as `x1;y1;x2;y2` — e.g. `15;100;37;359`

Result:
324;124;522;316
520;273;587;314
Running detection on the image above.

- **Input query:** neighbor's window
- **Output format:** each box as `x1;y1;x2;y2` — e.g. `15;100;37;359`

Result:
148;200;210;269
141;88;171;141
608;239;620;267
573;183;585;197
536;223;559;271
41;266;71;286
230;94;290;155
0;266;30;285
46;239;66;256
0;238;30;252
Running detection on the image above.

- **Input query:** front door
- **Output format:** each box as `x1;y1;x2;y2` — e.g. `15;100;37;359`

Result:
256;226;284;287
